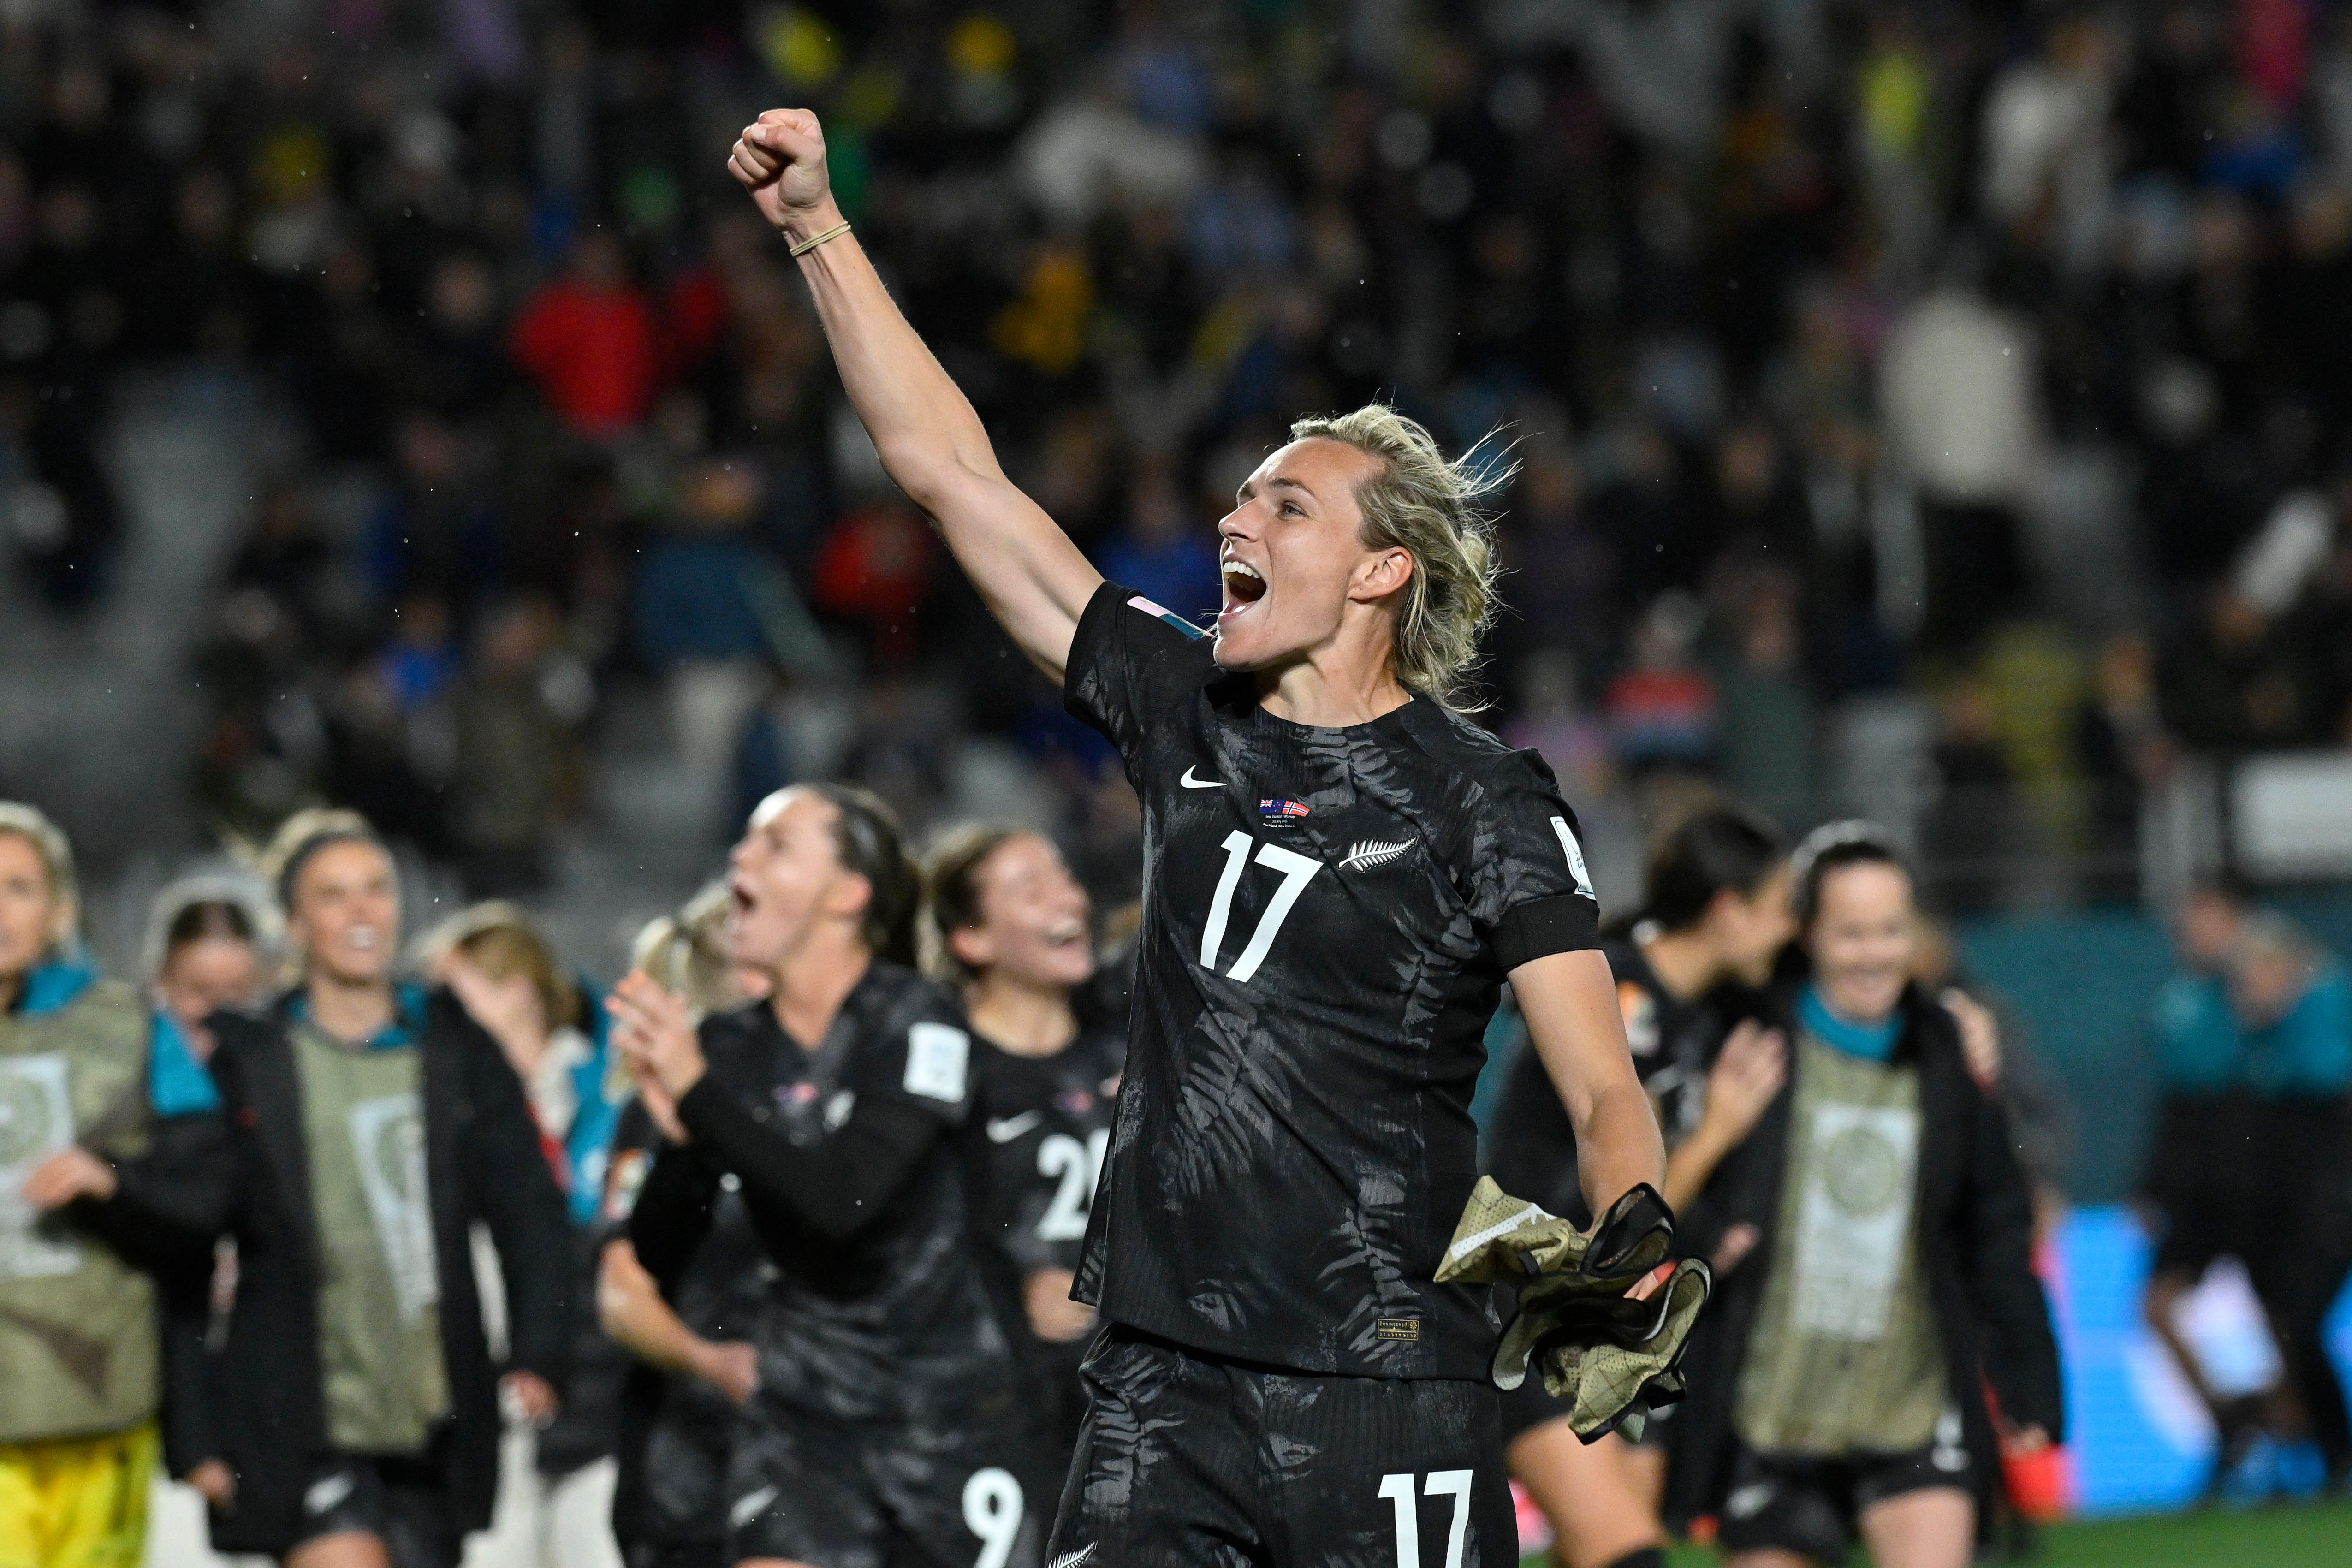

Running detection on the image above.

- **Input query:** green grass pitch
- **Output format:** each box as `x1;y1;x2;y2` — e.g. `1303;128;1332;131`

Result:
1517;1499;2352;1566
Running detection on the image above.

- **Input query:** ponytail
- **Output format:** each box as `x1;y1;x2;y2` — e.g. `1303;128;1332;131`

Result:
808;782;920;967
1642;805;1789;932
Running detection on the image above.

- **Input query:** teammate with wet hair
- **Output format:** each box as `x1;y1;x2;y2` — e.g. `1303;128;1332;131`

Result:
613;785;1043;1568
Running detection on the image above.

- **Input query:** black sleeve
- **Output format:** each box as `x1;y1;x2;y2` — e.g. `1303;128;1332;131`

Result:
158;1249;223;1474
1469;751;1602;970
674;1079;942;1244
73;1109;232;1271
991;1135;1065;1277
1955;1077;2067;1442
625;1137;719;1290
1062;580;1212;766
459;1017;578;1389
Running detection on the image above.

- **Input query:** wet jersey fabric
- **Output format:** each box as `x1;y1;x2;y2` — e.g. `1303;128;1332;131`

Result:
968;1027;1124;1459
1045;1325;1517;1568
968;1028;1123;1281
1485;937;1732;1227
603;1107;771;1558
637;965;1020;1423
1063;582;1602;1380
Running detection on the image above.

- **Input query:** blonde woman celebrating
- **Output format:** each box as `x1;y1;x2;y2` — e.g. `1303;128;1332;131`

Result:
724;109;1661;1567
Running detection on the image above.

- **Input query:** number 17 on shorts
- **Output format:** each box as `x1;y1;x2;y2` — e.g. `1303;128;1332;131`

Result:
1378;1471;1474;1568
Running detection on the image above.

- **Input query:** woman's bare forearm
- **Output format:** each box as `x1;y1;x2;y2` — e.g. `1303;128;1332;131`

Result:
772;189;1099;674
780;196;998;500
1513;950;1667;1218
1575;1076;1669;1221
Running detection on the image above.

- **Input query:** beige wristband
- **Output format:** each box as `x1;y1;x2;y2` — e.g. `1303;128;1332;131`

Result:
788;220;852;258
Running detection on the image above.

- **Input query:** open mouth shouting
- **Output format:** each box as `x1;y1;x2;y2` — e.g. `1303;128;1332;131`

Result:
1219;555;1266;626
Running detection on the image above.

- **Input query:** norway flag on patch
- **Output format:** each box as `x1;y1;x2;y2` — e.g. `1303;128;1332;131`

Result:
1259;798;1310;822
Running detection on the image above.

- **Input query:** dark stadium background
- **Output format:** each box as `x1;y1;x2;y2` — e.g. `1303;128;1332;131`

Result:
3;0;2352;1555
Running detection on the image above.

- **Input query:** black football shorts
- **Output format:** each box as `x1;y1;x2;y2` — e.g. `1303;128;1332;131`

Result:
1045;1324;1516;1568
725;1387;1046;1568
291;1450;459;1568
1714;1417;1977;1562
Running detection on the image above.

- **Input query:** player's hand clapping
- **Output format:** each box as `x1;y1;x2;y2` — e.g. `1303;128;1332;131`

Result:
501;1371;560;1428
1024;1267;1098;1343
1700;1019;1788;1143
728;109;835;236
21;1146;117;1210
1941;987;2002;1089
609;971;705;1140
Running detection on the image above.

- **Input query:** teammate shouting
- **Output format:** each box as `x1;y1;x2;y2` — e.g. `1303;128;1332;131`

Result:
728;110;1663;1567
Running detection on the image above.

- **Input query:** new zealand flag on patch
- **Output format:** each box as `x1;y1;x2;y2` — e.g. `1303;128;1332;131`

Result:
1259;798;1310;823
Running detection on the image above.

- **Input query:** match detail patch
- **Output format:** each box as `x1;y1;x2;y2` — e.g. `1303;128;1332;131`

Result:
903;1022;971;1103
1374;1317;1422;1342
1550;815;1597;898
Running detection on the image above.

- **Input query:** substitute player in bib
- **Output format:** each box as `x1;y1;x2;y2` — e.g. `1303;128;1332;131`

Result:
726;109;1665;1568
1486;806;1793;1568
0;804;231;1568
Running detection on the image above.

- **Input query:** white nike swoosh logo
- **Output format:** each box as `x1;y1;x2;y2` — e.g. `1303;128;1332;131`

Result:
1180;767;1222;789
730;1485;778;1531
304;1473;356;1517
986;1111;1044;1143
1049;1548;1098;1568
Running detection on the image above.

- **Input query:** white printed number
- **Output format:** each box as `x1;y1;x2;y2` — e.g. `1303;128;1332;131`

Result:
1200;832;1322;984
1378;1471;1473;1568
1036;1129;1110;1241
962;1467;1024;1568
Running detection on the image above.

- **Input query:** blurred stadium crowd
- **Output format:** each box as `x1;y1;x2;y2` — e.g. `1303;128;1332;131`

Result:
6;0;2352;915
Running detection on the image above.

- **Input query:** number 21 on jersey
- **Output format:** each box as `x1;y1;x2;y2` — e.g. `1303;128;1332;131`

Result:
1200;832;1320;984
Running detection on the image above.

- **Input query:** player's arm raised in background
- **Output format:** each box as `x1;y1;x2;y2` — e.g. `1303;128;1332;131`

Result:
1511;950;1667;1232
728;108;1101;682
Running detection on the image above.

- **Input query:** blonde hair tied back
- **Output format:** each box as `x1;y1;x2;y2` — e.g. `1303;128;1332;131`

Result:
1285;404;1514;710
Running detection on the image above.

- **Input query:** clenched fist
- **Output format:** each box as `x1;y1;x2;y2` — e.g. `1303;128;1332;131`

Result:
728;108;837;238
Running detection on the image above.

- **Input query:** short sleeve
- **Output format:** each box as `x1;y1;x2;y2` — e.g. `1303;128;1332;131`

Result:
1467;750;1601;971
1063;580;1213;765
846;986;978;1128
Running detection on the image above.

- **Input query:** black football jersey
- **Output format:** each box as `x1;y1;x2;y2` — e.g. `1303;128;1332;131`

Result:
663;964;1018;1422
604;1105;772;1549
1063;583;1603;1378
968;1025;1125;1279
1484;935;1734;1225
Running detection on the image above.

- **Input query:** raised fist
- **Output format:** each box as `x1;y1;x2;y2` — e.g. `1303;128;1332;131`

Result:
728;108;834;235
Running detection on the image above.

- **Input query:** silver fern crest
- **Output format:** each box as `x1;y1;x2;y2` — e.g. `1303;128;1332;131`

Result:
1339;839;1415;873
